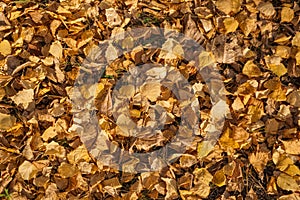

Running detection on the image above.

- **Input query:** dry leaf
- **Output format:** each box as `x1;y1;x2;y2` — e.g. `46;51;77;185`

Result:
67;145;91;164
281;140;300;155
242;60;262;77
223;17;239;34
0;40;11;56
212;170;226;187
49;41;63;59
11;89;34;109
249;151;269;174
281;7;294;23
292;32;300;47
0;113;16;131
19;161;38;181
58;162;78;178
277;173;299;191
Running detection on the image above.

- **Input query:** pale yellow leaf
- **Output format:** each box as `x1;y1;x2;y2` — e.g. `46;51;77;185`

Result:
277;173;299;191
11;89;34;109
282;140;300;155
19;161;38;181
49;41;63;59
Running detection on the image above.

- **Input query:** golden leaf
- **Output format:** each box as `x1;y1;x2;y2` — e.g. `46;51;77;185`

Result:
11;89;34;109
18;161;38;181
0;113;16;131
268;63;287;77
281;7;294;23
277;173;299;191
249;151;269;174
212;169;226;187
215;0;241;15
223;17;239;34
292;32;300;47
0;40;11;56
281;140;300;155
58;163;78;178
67;145;91;164
242;60;262;77
49;41;63;59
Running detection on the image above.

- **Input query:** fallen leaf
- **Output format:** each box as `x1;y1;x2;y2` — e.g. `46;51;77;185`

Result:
212;169;226;187
11;89;34;109
0;40;11;56
19;161;38;181
58;162;78;178
0;113;16;131
223;17;239;34
277;173;299;191
242;60;262;77
49;41;63;59
281;7;294;23
281;140;300;155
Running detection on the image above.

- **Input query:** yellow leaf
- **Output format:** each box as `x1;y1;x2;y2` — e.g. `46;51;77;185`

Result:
49;41;63;59
193;168;213;185
281;7;294;23
215;0;241;15
197;140;214;158
249;151;269;174
275;46;290;59
0;40;11;56
296;51;300;65
277;173;299;191
268;63;287;77
281;140;300;155
242;60;262;77
11;89;34;109
67;145;91;164
198;51;215;68
58;163;78;178
292;32;300;47
258;2;276;18
223;17;239;34
19;161;38;181
212;170;226;187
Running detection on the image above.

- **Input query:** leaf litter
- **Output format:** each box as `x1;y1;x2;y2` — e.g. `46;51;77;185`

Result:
0;0;299;199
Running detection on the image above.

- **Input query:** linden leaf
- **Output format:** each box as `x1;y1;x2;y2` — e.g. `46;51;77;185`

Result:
292;32;300;47
242;60;262;77
281;140;300;155
67;145;91;164
49;41;63;59
0;40;11;56
19;161;38;181
58;163;78;178
268;63;287;77
281;7;294;23
0;113;16;131
11;89;34;109
277;173;299;191
212;170;226;187
223;17;239;34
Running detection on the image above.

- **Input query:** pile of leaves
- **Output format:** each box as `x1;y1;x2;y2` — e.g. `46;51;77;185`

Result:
0;0;300;199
